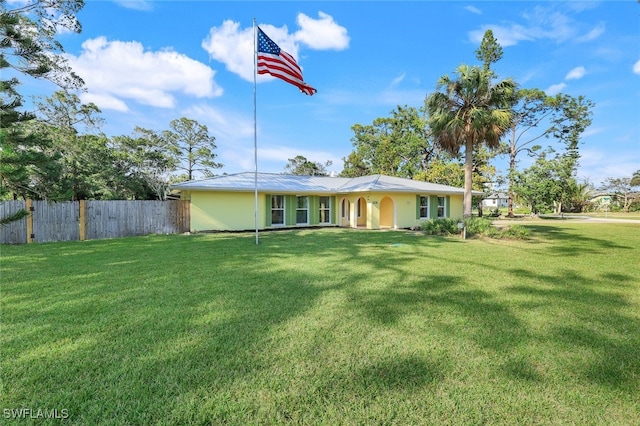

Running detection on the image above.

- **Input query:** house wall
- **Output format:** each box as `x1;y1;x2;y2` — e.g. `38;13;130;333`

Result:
188;191;266;231
337;193;464;230
450;195;463;220
368;193;464;229
185;190;464;232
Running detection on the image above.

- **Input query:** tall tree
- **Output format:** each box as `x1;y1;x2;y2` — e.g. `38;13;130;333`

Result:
1;0;84;90
1;0;85;199
414;146;498;196
344;105;436;178
284;155;332;176
162;117;222;181
32;91;104;200
0;81;61;199
110;128;177;200
514;148;581;215
340;150;370;178
0;124;62;200
426;65;516;217
503;90;594;217
475;29;503;72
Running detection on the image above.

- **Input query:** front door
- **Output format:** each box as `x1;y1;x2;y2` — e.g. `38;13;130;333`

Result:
340;198;350;227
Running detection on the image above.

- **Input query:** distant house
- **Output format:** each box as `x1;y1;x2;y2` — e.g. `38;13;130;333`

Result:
170;172;475;232
588;192;613;207
482;192;509;209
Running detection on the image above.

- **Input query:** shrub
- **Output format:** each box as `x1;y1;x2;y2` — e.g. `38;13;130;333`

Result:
462;217;530;240
499;225;530;239
419;218;460;235
463;217;493;236
488;208;501;217
419;218;530;240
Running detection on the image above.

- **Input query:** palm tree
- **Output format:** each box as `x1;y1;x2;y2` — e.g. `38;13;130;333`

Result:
426;65;516;217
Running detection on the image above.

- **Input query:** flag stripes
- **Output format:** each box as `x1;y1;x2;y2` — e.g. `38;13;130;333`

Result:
257;27;317;96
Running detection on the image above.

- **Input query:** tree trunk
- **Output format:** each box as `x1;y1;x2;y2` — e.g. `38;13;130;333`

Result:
463;138;473;218
555;201;562;215
507;146;516;217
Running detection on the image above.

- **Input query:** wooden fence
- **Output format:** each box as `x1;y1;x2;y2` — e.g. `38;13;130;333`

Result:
0;200;190;244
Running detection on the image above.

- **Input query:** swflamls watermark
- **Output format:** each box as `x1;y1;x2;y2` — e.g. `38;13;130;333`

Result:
3;408;69;420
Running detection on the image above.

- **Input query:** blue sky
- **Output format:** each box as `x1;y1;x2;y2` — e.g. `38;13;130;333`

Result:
28;1;640;186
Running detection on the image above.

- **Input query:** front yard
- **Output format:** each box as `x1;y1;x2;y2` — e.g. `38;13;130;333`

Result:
1;224;638;424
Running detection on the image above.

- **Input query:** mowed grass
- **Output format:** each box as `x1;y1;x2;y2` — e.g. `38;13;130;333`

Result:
1;223;639;425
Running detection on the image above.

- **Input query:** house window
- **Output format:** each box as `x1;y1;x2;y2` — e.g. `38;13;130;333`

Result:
437;196;446;218
319;196;331;224
296;196;308;224
271;195;285;225
419;196;430;219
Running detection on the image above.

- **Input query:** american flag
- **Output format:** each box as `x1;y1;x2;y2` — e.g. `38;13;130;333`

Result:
257;27;317;96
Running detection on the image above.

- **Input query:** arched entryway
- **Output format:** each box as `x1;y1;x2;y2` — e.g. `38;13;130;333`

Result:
380;196;395;228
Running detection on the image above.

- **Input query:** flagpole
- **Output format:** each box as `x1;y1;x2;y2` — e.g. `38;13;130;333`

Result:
253;18;259;245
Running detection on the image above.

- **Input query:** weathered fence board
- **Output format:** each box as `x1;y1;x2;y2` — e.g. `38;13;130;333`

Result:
0;200;189;244
32;200;80;243
85;200;190;240
0;201;27;244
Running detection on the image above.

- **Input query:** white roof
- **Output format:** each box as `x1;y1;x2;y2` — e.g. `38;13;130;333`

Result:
171;172;471;195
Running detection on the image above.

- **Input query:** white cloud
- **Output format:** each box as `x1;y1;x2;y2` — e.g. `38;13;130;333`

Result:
545;83;567;95
66;37;222;111
465;5;482;15
294;12;350;50
469;5;599;47
579;148;640;186
565;66;586;80
469;25;533;47
80;92;129;112
181;103;254;142
202;13;348;83
633;59;640;75
113;1;153;11
580;126;604;139
201;20;255;82
389;73;406;88
576;23;605;42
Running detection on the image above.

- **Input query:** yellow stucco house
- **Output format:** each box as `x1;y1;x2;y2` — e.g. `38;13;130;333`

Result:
171;172;467;232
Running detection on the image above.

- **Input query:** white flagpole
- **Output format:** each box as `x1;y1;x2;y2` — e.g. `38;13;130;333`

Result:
253;18;259;245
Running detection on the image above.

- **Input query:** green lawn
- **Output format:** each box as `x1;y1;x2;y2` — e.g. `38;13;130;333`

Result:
1;224;639;425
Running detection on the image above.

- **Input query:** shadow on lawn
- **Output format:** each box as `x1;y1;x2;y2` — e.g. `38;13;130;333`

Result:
506;268;640;391
525;224;635;255
345;264;639;391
